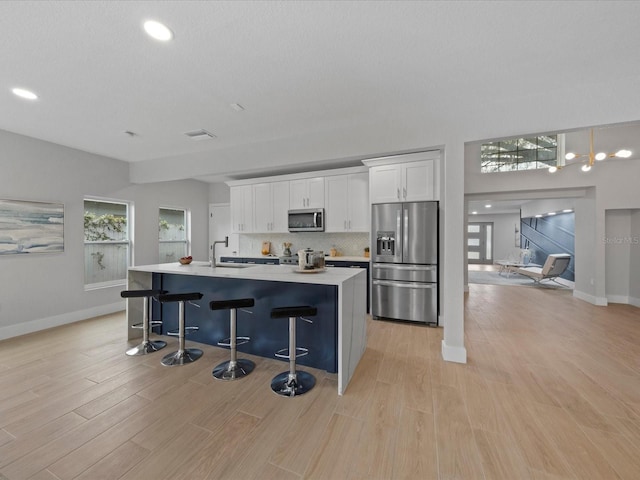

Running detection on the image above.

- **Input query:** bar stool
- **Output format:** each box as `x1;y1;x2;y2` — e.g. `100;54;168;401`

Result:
270;305;317;397
158;292;203;366
121;289;167;356
210;298;255;380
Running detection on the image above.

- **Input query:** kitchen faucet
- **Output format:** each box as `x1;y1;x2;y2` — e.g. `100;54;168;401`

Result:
211;236;229;267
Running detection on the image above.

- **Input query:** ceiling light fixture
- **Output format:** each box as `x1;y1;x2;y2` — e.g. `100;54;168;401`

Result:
12;87;38;100
485;204;492;208
547;212;556;216
143;20;173;41
550;128;631;173
184;129;216;140
471;211;478;215
563;209;573;213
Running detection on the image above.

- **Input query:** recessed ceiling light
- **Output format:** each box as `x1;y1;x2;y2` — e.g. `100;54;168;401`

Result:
143;20;173;41
563;209;573;213
547;212;556;216
535;214;543;218
471;211;478;215
12;87;38;100
230;103;245;112
485;204;492;208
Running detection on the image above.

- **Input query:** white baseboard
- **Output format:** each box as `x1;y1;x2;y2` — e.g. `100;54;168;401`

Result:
0;302;124;341
606;295;640;308
441;339;467;364
573;290;608;306
607;294;630;304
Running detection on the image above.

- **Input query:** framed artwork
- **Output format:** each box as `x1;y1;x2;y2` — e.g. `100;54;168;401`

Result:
0;199;64;255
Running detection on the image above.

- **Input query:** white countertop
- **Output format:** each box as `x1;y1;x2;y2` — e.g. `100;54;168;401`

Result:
129;261;364;286
236;255;370;263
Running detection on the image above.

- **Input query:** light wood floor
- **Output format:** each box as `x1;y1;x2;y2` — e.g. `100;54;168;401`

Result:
1;285;640;479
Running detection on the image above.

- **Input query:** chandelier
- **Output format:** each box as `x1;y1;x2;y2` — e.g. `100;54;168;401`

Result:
549;128;632;173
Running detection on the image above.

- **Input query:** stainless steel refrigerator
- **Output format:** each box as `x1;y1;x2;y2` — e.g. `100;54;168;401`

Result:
371;201;438;324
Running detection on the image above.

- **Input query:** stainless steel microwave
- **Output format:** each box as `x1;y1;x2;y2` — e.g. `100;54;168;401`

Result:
288;208;325;232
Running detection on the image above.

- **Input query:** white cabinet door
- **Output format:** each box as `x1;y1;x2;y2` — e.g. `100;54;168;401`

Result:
252;183;272;233
271;180;290;232
325;175;349;232
325;173;369;232
290;178;325;208
230;185;253;233
307;177;325;208
289;179;307;209
347;172;370;232
403;160;434;201
370;164;402;203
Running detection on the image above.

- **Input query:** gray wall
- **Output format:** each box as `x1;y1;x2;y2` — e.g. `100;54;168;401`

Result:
605;210;631;302
0;129;209;339
631;210;640;306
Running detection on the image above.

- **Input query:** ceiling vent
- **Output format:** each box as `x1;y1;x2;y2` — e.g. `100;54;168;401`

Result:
183;129;216;140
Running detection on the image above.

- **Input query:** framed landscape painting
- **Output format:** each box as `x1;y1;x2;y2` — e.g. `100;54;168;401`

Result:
0;199;64;255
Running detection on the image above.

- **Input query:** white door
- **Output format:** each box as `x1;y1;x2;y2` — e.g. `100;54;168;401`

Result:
209;204;237;263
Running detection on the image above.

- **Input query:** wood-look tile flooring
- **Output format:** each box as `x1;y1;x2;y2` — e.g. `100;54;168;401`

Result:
1;285;640;479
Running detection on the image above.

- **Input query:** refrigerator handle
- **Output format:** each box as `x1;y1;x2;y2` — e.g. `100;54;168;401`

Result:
403;208;409;259
396;209;402;256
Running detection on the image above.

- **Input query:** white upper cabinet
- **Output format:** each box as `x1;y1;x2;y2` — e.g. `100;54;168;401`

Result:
369;164;403;203
402;160;434;202
253;181;289;233
230;185;253;233
367;153;439;204
290;177;324;209
325;172;369;232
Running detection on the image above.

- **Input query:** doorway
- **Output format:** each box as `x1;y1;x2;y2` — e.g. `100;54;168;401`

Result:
468;222;493;265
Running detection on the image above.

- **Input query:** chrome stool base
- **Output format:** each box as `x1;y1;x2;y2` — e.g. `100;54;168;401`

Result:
212;358;255;380
161;348;203;366
126;339;167;356
271;370;316;397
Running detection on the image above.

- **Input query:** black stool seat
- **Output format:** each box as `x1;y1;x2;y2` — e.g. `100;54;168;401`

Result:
270;305;316;397
121;289;168;356
210;298;255;310
158;292;203;366
121;289;166;299
159;292;203;303
271;306;317;319
210;298;256;380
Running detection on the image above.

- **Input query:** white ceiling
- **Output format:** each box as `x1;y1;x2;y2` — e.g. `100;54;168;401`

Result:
2;1;640;184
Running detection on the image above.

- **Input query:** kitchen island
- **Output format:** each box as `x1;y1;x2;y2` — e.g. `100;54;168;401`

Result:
127;261;367;394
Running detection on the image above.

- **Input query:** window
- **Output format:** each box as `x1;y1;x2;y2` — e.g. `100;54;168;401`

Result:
84;199;131;288
481;135;558;173
159;207;188;262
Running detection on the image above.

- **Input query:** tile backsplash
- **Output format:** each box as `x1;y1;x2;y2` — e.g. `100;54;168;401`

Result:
238;233;369;257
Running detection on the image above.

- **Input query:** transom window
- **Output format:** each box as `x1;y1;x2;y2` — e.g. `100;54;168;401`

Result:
481;135;558;173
